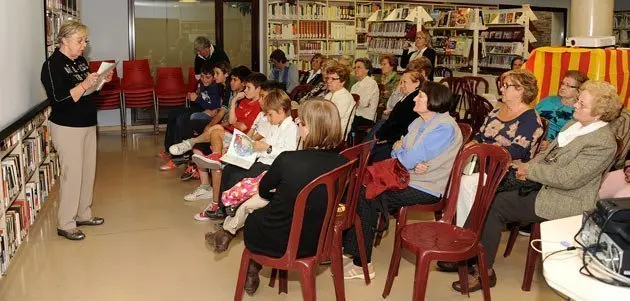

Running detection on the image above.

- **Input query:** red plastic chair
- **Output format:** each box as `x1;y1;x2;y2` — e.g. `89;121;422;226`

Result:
187;67;198;94
156;67;187;109
89;60;126;136
333;139;377;290
469;93;494;133
234;159;357;301
381;144;511;301
121;59;158;134
373;122;473;247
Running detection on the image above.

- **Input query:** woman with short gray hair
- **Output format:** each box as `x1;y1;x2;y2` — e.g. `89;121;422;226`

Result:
40;20;114;240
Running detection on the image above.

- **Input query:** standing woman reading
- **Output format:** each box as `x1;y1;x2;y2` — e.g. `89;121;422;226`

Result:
41;21;112;241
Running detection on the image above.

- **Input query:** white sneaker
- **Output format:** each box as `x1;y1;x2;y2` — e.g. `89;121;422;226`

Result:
343;261;375;280
169;140;193;156
184;186;213;202
192;153;222;170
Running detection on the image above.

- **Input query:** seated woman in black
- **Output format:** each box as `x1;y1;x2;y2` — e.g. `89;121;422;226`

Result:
370;57;433;162
241;98;348;295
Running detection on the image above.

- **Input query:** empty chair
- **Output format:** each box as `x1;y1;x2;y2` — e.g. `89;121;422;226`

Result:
121;59;157;134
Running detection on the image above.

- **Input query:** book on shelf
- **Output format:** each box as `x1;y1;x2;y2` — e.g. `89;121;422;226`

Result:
267;43;296;59
267;2;297;19
481;29;524;41
329;23;355;39
298;2;326;20
298;21;326;39
367;38;407;56
484;42;523;56
268;23;296;39
0;230;7;274
484;11;524;25
368;22;415;38
25;182;41;213
328;41;354;55
454;36;473;57
1;155;22;208
327;5;355;20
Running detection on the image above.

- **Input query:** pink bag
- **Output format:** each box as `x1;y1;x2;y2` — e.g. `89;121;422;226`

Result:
221;171;267;207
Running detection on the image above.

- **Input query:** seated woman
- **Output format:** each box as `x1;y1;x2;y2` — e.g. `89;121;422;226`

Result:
599;151;630;198
240;99;348;295
535;70;589;151
369;57;433;162
376;55;401;120
452;69;543;227
299;58;337;103
342;81;462;279
350;58;380;130
452;80;621;292
299;53;324;85
323;65;356;138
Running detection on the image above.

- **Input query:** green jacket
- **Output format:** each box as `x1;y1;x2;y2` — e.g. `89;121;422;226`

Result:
527;120;616;220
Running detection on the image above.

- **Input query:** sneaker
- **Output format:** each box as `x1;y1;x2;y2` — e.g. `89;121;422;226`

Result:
192;153;222;170
518;224;532;236
169;140;193;156
192;170;200;180
156;151;170;160
184;186;213;202
194;202;216;221
343;261;375;280
180;164;197;181
159;159;176;171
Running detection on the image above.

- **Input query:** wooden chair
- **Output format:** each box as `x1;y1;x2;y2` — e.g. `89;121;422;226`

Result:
462;76;490;95
234;159;356;301
381;144;511;300
289;84;314;102
434;66;453;79
373;122;473;247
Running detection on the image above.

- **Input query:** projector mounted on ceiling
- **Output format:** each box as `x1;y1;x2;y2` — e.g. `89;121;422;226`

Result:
566;36;616;48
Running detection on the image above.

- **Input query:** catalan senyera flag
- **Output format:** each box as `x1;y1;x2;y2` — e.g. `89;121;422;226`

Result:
524;47;630;108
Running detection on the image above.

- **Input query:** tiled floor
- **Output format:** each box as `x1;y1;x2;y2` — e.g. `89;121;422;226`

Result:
0;132;564;301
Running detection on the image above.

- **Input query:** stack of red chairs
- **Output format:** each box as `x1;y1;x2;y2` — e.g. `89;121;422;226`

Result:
89;60;126;136
187;67;198;94
156;67;187;113
121;59;158;134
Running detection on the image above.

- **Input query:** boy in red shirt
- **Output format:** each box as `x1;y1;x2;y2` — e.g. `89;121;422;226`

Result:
169;73;266;204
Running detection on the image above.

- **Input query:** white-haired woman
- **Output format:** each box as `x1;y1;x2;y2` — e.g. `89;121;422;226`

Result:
40;21;113;240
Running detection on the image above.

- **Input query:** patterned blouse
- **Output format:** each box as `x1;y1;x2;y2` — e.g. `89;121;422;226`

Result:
473;108;544;162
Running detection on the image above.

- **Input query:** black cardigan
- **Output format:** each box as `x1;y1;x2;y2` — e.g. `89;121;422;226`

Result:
243;149;348;258
375;89;420;143
194;44;230;75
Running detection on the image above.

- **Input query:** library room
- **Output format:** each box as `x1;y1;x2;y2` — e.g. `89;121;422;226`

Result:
1;0;630;300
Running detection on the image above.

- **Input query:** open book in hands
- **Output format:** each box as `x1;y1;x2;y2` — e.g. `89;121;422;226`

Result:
220;129;257;169
84;61;119;96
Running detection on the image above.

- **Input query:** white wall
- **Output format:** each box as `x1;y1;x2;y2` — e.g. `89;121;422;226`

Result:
82;0;131;126
0;1;46;130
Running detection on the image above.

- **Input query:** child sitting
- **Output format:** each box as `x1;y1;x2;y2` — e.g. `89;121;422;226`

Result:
170;73;266;203
203;88;298;253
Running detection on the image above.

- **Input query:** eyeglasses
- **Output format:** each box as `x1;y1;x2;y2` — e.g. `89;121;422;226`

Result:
327;77;341;81
575;97;591;110
72;38;89;45
502;83;520;90
560;82;579;89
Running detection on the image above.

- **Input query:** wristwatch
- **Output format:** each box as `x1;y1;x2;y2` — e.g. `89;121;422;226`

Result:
266;145;273;154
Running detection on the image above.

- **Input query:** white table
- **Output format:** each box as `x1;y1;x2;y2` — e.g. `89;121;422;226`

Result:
541;215;630;300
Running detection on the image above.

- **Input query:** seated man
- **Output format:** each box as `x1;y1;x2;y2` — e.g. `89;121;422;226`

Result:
268;49;299;93
169;73;266;204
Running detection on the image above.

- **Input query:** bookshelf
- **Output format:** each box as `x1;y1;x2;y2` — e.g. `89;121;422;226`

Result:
478;6;538;72
614;11;630;47
45;0;81;58
0;107;60;276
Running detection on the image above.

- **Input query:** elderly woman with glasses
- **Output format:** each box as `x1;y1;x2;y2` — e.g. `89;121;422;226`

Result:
400;31;436;79
40;21;114;240
452;80;621;293
324;65;355;138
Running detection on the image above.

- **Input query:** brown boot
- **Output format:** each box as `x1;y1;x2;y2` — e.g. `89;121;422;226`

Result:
205;231;216;247
451;269;497;293
245;260;262;296
213;229;234;253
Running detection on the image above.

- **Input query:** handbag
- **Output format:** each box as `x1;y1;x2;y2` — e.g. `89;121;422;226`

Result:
496;169;542;196
221;171;267;211
362;158;410;199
